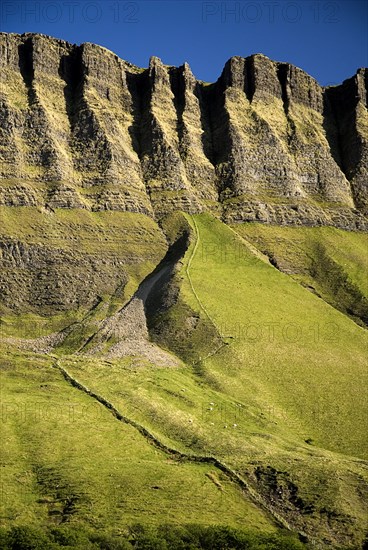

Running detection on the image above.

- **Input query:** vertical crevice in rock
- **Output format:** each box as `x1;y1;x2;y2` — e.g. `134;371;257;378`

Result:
125;69;153;186
195;82;216;166
124;66;159;214
276;63;300;156
277;63;290;116
169;66;186;160
244;57;255;103
325;80;360;178
126;69;152;161
211;72;232;167
325;72;367;213
58;45;84;134
322;89;346;176
206;75;235;200
200;77;233;205
18;37;36;106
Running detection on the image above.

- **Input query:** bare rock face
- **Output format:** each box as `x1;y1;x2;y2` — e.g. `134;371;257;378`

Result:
1;32;367;225
0;32;367;311
208;54;364;228
325;68;368;215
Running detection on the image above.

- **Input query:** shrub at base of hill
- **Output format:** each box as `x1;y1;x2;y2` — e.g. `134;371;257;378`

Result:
0;524;307;550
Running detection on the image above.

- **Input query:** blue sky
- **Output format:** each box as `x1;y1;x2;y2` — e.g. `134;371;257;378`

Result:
1;0;367;85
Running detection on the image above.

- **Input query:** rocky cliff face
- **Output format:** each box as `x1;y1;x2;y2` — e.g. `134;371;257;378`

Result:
0;32;367;312
1;32;367;226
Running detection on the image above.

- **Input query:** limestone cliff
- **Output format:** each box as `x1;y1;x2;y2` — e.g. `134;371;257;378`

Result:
1;32;367;226
0;32;367;312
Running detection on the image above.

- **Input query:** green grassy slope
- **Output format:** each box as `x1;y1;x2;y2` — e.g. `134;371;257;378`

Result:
181;215;368;459
231;223;368;326
57;213;368;548
1;213;367;548
0;346;277;535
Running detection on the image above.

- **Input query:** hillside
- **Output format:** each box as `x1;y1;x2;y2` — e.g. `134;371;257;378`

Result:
0;33;367;550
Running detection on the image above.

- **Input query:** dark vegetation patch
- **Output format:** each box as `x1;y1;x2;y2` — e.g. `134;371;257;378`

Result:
254;466;316;516
0;523;307;549
310;243;368;327
33;465;88;524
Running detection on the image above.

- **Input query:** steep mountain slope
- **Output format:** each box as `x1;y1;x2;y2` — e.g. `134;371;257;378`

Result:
1;32;368;550
0;32;367;316
232;223;368;327
12;212;365;549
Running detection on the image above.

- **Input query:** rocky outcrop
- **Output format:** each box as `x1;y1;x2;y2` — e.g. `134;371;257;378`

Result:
0;206;167;313
325;68;368;214
0;239;126;312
